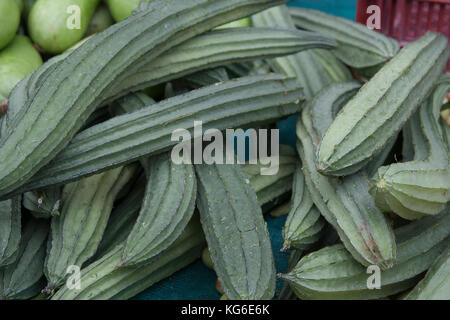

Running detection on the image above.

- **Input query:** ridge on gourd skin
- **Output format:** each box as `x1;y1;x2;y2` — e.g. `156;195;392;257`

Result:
0;196;21;267
317;32;450;177
252;5;352;100
290;7;399;69
0;218;49;300
196;163;276;300
404;245;450;300
373;75;450;220
296;82;396;269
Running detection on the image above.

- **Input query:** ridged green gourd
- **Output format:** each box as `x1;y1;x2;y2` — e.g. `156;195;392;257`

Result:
196;163;276;300
282;163;325;251
317;32;450;176
4;74;304;197
373;76;450;220
296;82;396;269
290;7;399;70
23;187;61;219
28;0;100;54
104;26;336;103
0;218;49;300
404;245;450;300
242;145;297;206
0;196;21;267
0;35;42;104
401;97;431;164
252;5;352;100
1;26;314;123
0;0;21;51
280;207;450;300
0;34;88;137
121;153;196;267
44;165;137;290
0;0;289;198
51;218;205;300
94;176;145;260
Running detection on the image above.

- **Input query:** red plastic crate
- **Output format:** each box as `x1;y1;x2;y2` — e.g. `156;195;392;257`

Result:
356;0;450;72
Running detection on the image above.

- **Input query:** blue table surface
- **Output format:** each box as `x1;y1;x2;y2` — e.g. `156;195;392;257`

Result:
134;0;358;300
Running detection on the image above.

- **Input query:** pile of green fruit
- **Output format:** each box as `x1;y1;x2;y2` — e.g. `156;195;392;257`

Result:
0;0;448;300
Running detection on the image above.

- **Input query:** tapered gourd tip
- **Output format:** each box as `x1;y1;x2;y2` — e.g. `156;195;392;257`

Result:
42;284;54;296
280;241;290;252
277;273;290;280
376;178;388;192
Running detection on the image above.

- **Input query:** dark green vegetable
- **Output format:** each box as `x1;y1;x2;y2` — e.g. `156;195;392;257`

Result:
6;74;304;197
0;0;289;199
196;163;276;300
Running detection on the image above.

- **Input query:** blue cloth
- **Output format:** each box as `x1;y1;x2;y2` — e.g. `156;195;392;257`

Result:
134;0;357;300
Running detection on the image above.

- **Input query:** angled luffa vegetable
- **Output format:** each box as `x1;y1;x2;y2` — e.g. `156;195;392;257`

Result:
44;165;137;290
121;153;196;267
404;245;450;300
252;5;352;100
296;82;396;269
51;217;205;300
5;74;304;197
290;7;399;69
280;207;450;300
23;187;61;219
0;0;288;198
0;196;21;267
373;75;450;220
282;163;325;251
0;218;49;300
317;32;450;176
196;163;276;300
94;176;145;260
3;26;323;115
104;27;336;102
